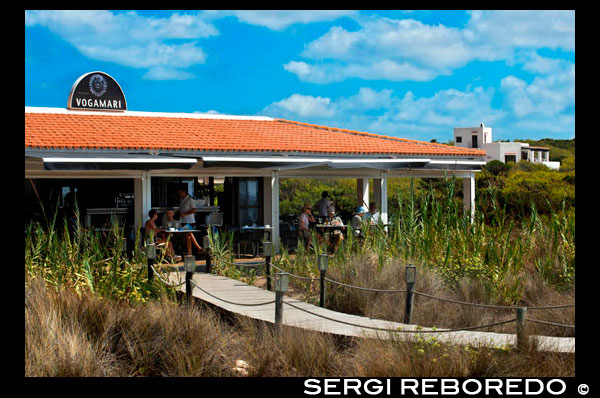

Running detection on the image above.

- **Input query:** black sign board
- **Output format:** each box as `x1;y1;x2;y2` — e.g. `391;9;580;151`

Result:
68;71;127;111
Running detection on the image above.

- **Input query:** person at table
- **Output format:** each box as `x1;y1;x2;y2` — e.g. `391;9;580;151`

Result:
298;202;316;250
314;191;333;220
177;187;204;255
326;206;345;252
144;209;178;261
161;209;180;230
351;205;368;239
366;202;381;225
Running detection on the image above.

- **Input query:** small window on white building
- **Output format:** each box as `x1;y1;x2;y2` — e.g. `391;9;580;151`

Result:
456;136;462;143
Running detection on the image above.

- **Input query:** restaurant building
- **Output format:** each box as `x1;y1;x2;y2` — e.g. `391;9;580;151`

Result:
25;72;487;254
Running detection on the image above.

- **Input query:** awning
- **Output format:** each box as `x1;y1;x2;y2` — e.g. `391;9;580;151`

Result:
201;156;431;170
200;156;485;171
28;153;197;171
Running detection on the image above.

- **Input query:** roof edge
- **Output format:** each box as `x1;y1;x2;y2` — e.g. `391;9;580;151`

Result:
25;106;275;121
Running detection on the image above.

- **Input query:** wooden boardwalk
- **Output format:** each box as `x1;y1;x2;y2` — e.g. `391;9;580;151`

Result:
166;271;574;353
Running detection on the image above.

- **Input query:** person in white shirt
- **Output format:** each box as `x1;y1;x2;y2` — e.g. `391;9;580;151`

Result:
366;202;380;224
177;187;204;255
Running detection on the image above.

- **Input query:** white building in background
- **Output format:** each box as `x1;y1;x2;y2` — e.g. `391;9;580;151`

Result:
453;123;560;170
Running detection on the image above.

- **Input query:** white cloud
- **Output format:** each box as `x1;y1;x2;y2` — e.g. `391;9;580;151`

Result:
285;11;575;84
337;87;394;110
262;85;506;140
500;62;574;117
232;10;357;31
25;10;217;79
142;66;195;80
266;94;336;118
465;10;575;52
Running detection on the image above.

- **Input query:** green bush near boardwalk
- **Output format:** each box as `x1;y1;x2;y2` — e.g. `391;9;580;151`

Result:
25;212;177;303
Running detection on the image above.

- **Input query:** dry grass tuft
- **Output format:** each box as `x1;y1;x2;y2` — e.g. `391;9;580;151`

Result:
25;277;574;377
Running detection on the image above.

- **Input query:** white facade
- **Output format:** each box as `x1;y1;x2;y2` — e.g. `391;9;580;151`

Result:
453;124;560;170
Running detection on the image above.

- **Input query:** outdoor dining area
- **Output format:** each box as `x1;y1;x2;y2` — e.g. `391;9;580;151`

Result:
26;98;486;268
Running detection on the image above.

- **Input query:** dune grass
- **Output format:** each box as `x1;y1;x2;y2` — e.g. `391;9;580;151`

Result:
25;277;574;377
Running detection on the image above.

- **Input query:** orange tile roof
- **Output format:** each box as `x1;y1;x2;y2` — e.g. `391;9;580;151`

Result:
25;108;486;157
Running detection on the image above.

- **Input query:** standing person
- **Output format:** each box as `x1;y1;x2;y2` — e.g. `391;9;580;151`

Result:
314;191;333;219
177;186;204;255
298;202;316;250
366;202;380;224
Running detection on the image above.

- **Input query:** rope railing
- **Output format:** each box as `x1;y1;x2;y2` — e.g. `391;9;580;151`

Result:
525;318;576;329
412;290;575;311
189;280;276;307
283;299;516;334
269;263;573;311
325;278;406;293
149;263;187;288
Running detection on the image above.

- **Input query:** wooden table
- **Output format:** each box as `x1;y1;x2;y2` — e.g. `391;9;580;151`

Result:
239;226;273;257
162;228;204;254
240;226;273;242
315;224;346;250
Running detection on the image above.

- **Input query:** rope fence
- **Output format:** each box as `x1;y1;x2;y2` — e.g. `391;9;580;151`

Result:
283;299;516;334
149;263;187;288
190;280;276;307
145;242;574;349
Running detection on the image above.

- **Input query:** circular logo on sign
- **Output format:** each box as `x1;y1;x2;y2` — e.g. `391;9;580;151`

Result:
89;74;107;97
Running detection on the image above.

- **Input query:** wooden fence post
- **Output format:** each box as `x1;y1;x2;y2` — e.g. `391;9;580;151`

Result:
264;241;272;291
274;272;289;329
318;254;329;308
203;235;211;274
146;243;156;281
516;307;528;351
404;264;416;324
184;255;195;304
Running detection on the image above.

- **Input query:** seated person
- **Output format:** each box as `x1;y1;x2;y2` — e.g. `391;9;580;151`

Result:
161;209;180;230
145;209;180;261
351;206;368;239
325;206;345;252
298;202;316;250
366;202;381;225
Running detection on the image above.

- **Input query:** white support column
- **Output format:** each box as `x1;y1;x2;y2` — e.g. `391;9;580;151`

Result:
270;171;280;254
462;173;475;223
357;178;369;208
379;172;388;225
134;171;152;239
263;176;273;227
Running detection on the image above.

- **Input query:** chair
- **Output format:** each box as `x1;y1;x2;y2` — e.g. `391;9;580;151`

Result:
208;212;224;226
142;229;170;261
237;229;258;258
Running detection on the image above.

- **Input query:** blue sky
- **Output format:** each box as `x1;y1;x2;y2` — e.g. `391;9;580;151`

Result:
25;10;575;142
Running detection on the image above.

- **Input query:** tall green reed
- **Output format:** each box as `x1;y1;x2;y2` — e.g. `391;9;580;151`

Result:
25;208;175;303
280;174;574;305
